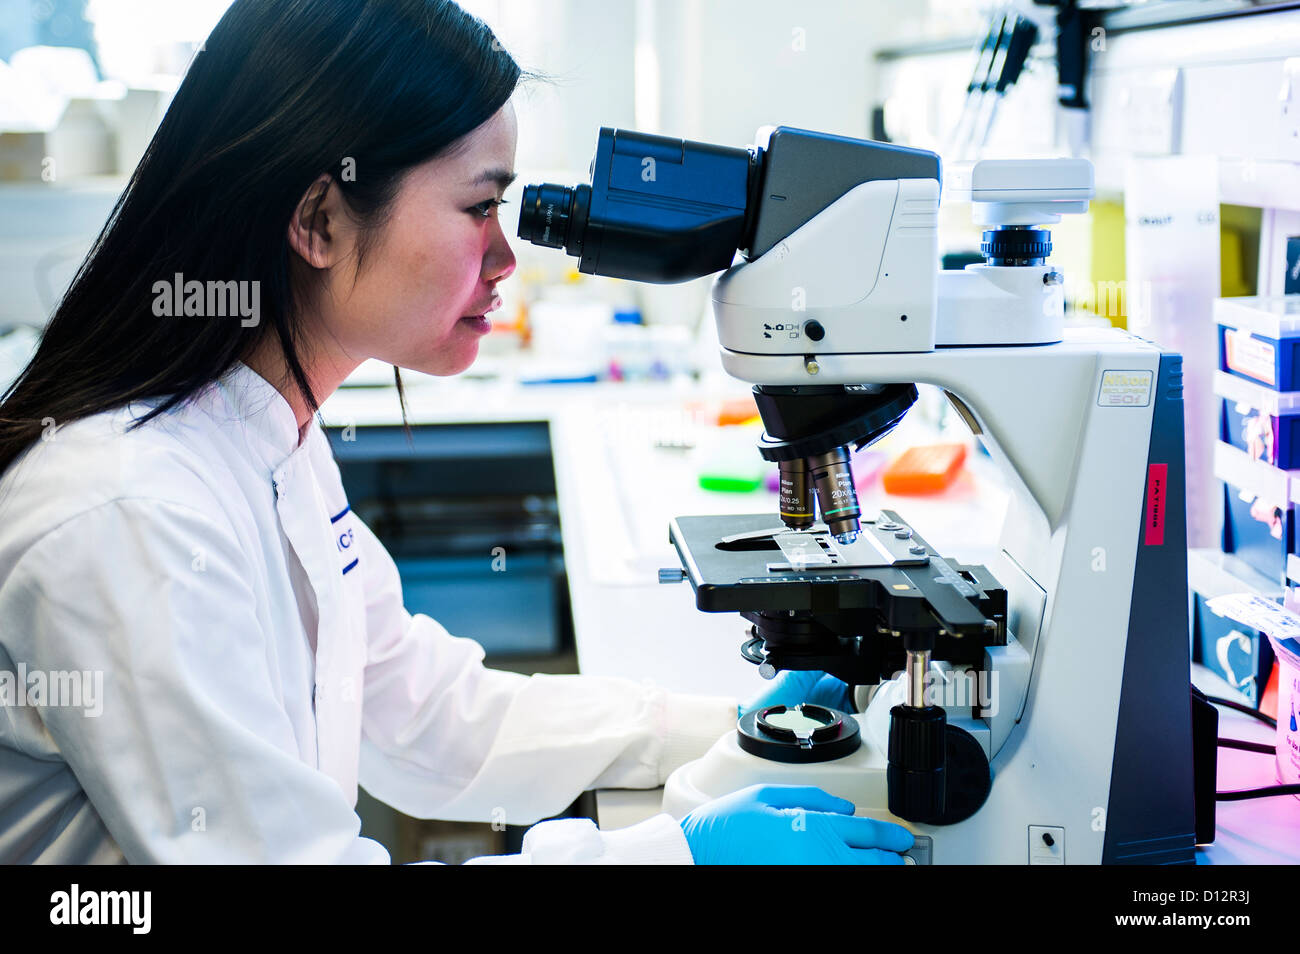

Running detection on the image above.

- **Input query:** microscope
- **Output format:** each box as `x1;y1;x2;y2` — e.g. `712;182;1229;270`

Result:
517;126;1196;864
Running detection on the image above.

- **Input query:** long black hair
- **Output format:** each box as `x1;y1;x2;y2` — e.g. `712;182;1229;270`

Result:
0;0;524;478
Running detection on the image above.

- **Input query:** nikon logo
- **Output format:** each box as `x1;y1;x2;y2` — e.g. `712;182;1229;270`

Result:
1097;369;1153;407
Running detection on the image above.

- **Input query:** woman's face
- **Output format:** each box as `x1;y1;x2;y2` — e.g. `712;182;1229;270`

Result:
314;102;519;377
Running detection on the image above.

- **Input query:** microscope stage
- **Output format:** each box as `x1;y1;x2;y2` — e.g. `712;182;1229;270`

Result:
668;510;1001;636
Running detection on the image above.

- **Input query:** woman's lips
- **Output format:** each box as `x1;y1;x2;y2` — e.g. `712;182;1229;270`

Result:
462;292;503;320
459;293;501;335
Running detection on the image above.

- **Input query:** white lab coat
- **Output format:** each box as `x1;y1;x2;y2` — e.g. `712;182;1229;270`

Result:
0;361;736;863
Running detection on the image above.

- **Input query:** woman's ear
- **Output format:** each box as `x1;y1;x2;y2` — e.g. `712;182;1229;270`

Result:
287;174;347;269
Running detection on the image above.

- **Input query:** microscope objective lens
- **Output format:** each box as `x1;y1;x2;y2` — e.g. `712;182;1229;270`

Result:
777;459;815;530
809;447;862;543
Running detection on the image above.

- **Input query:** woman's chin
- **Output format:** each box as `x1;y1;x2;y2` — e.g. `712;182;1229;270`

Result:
414;341;479;377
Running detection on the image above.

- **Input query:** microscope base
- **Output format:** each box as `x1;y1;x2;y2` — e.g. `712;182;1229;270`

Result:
662;721;1033;864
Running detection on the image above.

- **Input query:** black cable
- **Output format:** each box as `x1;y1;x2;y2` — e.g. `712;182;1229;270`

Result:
1217;737;1275;755
1217;784;1300;801
1206;694;1277;729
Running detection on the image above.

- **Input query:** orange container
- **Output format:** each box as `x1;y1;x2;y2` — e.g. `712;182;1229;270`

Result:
1260;659;1279;720
882;443;968;495
715;397;760;427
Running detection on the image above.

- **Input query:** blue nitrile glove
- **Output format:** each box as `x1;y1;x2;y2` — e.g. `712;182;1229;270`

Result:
680;784;913;865
739;669;853;719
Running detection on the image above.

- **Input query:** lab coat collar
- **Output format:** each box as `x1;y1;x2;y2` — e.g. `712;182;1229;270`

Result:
215;361;313;473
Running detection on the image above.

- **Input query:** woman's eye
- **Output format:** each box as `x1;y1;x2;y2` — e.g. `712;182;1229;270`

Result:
471;198;507;218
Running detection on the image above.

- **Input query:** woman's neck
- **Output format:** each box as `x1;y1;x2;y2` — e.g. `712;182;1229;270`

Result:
243;336;362;446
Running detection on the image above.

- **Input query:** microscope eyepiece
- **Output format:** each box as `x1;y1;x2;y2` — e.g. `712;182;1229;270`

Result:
516;127;755;284
517;182;591;256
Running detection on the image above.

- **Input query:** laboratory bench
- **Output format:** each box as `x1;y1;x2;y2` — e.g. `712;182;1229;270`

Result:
320;362;1298;865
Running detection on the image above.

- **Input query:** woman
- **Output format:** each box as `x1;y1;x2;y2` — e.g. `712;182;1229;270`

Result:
0;0;912;864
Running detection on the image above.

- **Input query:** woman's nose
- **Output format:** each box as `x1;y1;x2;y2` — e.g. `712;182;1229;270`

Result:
484;217;516;284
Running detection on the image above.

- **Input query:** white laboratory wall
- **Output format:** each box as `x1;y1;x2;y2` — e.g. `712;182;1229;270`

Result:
475;0;974;171
469;0;637;177
1089;9;1300;205
875;6;1300;193
875;42;1065;163
0;180;120;329
86;0;232;84
644;0;936;146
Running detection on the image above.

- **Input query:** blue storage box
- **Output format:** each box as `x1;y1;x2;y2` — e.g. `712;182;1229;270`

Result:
1216;370;1300;469
1191;593;1277;705
1188;549;1281;706
1216;295;1300;391
1215;441;1299;583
